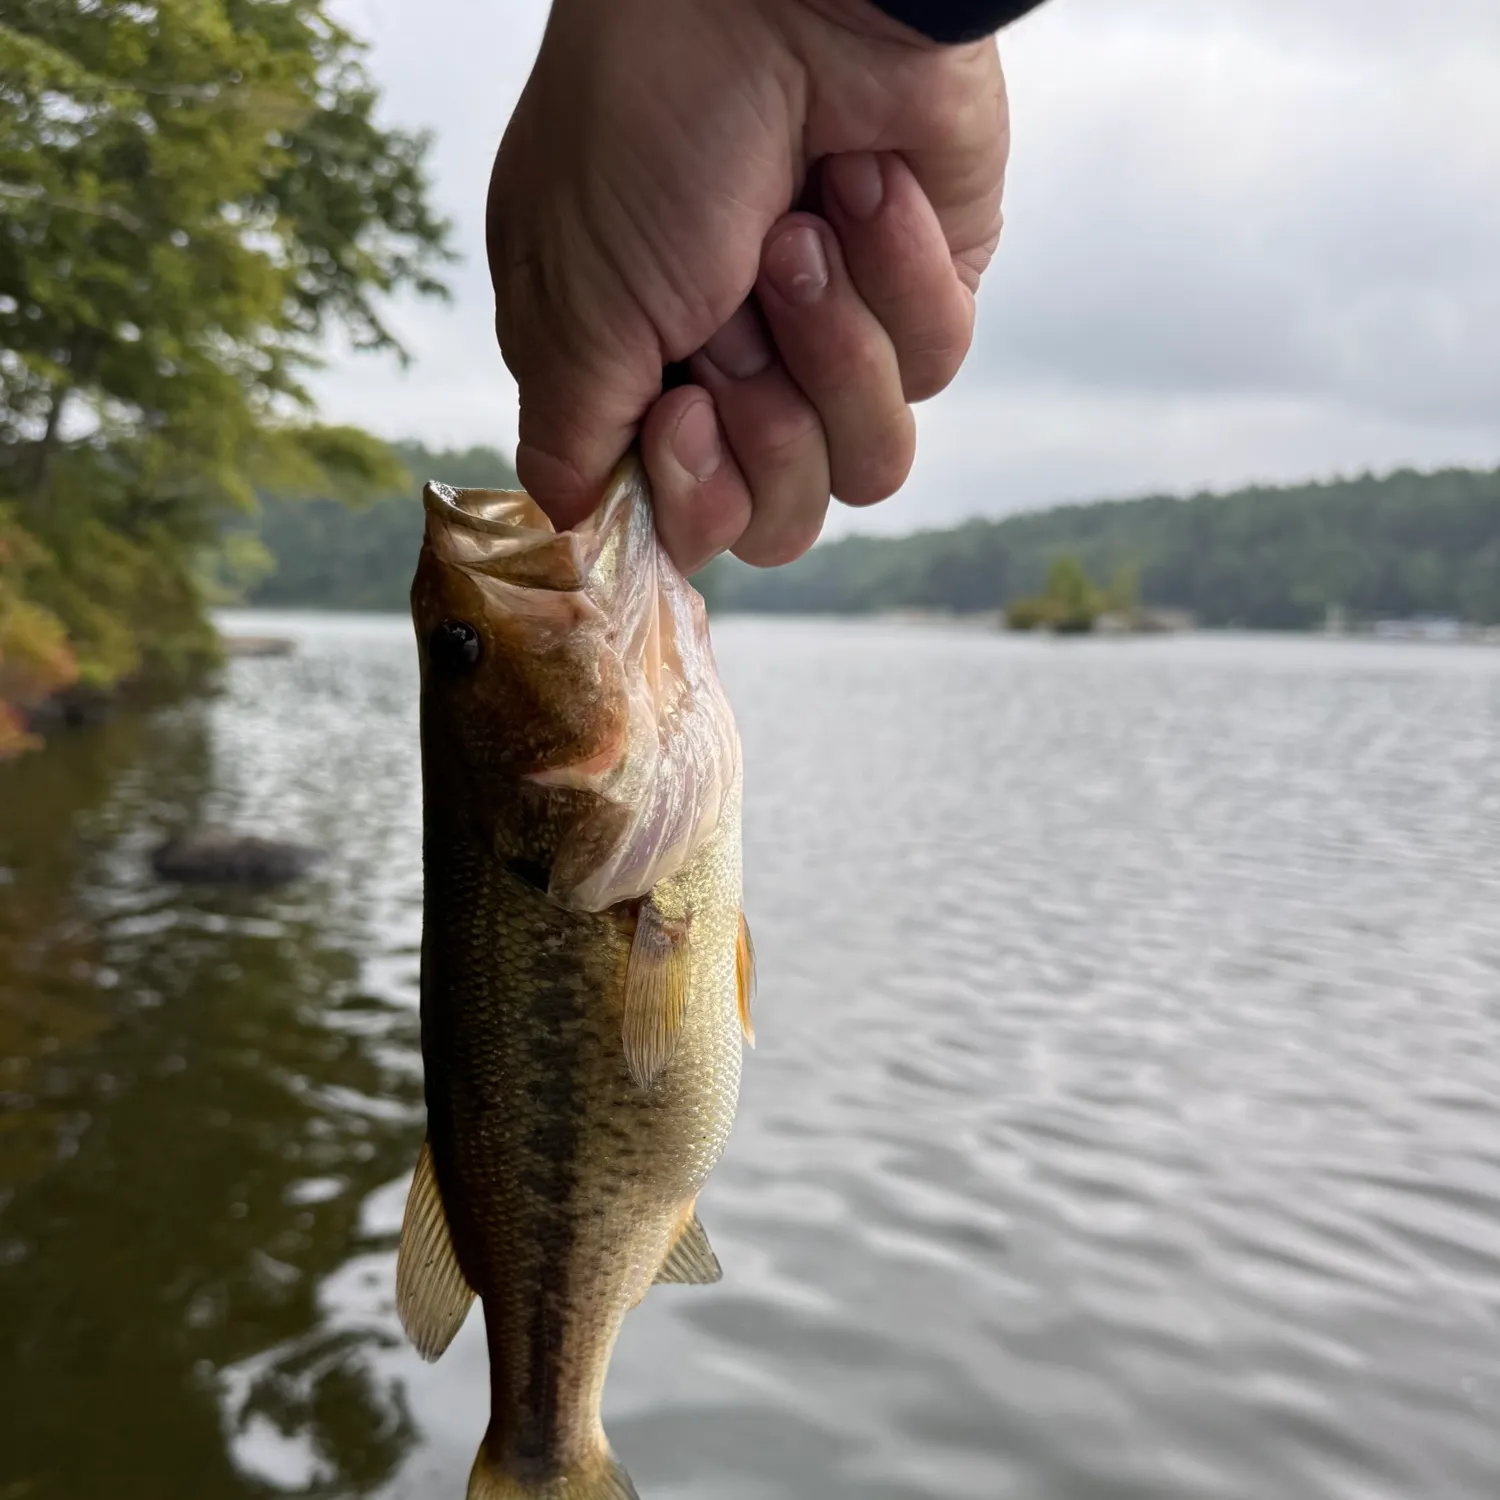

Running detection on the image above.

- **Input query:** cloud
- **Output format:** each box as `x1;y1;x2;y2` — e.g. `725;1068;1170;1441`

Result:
309;0;1500;531
993;4;1500;420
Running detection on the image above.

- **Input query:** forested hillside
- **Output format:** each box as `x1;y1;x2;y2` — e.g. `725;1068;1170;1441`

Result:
245;444;517;611
240;462;1500;630
705;466;1500;629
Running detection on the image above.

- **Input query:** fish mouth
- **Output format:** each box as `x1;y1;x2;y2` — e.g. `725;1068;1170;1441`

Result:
421;481;551;535
420;454;650;594
420;480;603;593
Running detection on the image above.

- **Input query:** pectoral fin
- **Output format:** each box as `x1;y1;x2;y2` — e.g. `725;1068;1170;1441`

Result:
654;1204;722;1286
736;911;756;1047
396;1136;475;1361
623;899;691;1089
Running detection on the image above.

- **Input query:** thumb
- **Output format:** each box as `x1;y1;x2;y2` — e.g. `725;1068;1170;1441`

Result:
492;273;666;532
487;132;666;530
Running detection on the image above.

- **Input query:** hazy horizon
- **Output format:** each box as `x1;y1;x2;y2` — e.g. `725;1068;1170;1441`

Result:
381;438;1496;545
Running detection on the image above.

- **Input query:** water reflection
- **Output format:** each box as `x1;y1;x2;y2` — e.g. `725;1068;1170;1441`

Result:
5;617;1500;1500
0;703;422;1499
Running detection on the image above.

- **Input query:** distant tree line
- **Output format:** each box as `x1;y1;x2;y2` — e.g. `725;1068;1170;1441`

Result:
244;444;518;612
702;467;1500;629
237;462;1500;630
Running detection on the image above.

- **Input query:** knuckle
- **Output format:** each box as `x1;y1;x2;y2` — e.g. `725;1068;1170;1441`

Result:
896;299;973;401
735;518;822;569
832;418;915;507
734;459;830;568
953;217;1001;295
698;489;755;556
744;400;825;474
835;471;901;508
793;319;891;401
902;342;965;402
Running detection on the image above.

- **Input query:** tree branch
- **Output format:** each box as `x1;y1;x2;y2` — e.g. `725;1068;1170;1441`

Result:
0;181;143;231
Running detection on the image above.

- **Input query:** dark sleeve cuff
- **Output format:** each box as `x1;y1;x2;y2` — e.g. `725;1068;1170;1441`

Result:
868;0;1050;44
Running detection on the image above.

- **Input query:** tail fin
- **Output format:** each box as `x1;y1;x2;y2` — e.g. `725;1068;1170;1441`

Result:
467;1434;638;1500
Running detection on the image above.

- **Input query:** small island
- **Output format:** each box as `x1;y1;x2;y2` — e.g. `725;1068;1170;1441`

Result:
1002;556;1194;635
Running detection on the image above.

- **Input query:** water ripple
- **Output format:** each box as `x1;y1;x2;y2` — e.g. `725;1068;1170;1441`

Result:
8;613;1500;1500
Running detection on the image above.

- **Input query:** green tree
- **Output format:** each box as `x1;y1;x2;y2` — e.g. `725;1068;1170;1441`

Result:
1001;553;1102;632
0;509;77;756
0;0;450;707
1043;554;1100;629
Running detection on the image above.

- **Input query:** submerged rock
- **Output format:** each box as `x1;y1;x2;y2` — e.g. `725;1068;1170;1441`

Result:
150;830;319;888
27;683;117;730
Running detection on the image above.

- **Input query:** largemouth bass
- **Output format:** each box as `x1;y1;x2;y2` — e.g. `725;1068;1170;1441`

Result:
399;454;753;1500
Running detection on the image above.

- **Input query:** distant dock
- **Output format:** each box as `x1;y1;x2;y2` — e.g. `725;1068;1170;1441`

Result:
1322;607;1500;644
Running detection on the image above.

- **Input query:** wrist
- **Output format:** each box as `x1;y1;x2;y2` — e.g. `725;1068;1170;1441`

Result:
792;0;946;49
797;0;1042;46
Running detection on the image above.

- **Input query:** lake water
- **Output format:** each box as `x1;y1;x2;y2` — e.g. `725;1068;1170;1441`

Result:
2;614;1500;1500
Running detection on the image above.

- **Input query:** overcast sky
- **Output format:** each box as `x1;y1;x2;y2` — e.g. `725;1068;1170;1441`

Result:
312;0;1500;534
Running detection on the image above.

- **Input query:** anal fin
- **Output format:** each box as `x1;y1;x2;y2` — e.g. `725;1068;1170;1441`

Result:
396;1135;475;1361
623;898;691;1089
654;1203;722;1286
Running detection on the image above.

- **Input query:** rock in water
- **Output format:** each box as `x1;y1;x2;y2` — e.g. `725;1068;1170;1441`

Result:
150;830;318;887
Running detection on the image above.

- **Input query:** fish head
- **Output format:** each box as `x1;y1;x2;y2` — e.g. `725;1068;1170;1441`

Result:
411;455;738;913
412;484;629;791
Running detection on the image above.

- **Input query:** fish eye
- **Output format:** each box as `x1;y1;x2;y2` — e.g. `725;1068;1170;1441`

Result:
429;619;481;673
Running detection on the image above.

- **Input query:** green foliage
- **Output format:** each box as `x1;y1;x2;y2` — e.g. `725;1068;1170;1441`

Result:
1046;554;1100;630
702;467;1500;629
0;510;78;756
197;529;277;608
1000;597;1052;633
237;443;519;611
255;424;415;507
0;0;450;731
1003;554;1105;632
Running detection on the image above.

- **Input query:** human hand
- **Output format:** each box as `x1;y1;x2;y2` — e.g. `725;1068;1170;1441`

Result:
487;0;1011;571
